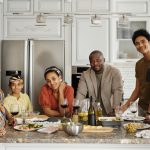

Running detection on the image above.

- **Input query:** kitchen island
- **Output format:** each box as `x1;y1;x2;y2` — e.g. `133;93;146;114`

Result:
0;125;150;144
0;125;150;150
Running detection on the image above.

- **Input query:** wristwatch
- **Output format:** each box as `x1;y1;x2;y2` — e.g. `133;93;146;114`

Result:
146;112;150;115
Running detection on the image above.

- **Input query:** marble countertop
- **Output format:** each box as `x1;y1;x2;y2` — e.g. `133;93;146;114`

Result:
0;125;150;144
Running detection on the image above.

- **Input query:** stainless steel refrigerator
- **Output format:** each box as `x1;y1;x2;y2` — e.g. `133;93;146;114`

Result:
1;40;64;111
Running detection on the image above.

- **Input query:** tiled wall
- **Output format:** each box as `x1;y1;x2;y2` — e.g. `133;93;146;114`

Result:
114;62;136;99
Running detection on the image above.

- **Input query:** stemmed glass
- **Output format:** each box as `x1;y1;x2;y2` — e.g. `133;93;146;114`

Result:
130;102;138;121
10;104;19;116
73;99;80;113
0;91;6;128
0;92;4;104
61;98;68;118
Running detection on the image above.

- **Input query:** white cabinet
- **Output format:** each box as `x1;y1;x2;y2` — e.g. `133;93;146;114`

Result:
3;0;65;40
34;0;64;13
3;143;150;150
72;0;110;13
4;0;33;15
110;17;150;62
4;16;64;40
0;1;3;39
111;0;150;16
0;144;4;150
110;16;150;99
0;2;2;86
72;15;109;65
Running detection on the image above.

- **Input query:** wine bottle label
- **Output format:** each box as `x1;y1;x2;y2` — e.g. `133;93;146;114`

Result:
72;115;79;123
88;114;96;126
96;109;102;120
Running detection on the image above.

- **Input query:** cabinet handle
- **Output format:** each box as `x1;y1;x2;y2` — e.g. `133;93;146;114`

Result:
12;13;23;15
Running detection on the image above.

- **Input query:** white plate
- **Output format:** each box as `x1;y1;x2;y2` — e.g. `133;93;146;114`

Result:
26;120;61;128
26;115;49;122
37;126;58;134
14;124;42;132
136;130;150;138
98;117;123;121
123;123;150;130
123;116;145;121
137;124;150;130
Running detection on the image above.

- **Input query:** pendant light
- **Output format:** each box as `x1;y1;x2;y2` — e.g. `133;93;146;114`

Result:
64;14;73;24
118;14;129;27
35;13;46;26
91;14;102;26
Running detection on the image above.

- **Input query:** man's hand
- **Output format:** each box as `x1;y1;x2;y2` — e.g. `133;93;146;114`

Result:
145;114;150;120
121;103;129;112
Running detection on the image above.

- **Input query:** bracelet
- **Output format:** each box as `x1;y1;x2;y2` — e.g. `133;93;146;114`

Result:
146;112;150;115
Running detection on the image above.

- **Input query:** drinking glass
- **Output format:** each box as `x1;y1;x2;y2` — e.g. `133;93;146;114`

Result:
115;105;122;119
10;104;19;116
130;102;138;120
21;106;28;124
73;99;80;112
61;98;68;118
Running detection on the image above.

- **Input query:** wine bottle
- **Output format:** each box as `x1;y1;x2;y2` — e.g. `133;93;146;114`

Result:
88;96;96;126
95;101;102;120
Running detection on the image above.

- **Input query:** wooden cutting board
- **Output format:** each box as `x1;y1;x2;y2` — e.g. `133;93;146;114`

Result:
26;115;49;120
83;126;113;133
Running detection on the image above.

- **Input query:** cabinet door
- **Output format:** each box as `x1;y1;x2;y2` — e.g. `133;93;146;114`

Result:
0;144;4;150
4;0;33;15
0;2;3;39
34;0;64;13
110;17;150;62
4;16;64;40
72;0;110;12
72;15;109;65
111;0;150;16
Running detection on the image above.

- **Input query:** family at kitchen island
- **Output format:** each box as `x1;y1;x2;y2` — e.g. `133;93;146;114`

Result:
0;29;150;137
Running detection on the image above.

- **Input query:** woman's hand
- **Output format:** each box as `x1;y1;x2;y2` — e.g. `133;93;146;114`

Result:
59;82;66;94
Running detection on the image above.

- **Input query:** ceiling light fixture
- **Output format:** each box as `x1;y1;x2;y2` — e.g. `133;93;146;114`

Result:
35;13;46;26
91;14;102;25
118;14;129;27
64;14;73;24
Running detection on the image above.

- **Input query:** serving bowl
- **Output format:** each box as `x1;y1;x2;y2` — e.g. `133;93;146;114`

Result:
98;117;124;127
62;122;83;136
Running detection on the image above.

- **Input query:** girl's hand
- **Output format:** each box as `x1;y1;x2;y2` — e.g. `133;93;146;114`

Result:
0;104;6;114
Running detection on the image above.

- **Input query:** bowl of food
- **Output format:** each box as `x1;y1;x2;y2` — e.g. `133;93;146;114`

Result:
62;122;83;136
98;117;124;127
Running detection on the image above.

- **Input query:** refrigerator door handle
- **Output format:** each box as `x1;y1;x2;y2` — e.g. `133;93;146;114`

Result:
24;40;29;94
29;40;33;102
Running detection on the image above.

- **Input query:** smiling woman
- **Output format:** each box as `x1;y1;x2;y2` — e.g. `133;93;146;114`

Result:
39;66;74;117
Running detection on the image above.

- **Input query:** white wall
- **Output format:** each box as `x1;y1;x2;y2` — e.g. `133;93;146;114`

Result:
0;2;3;87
